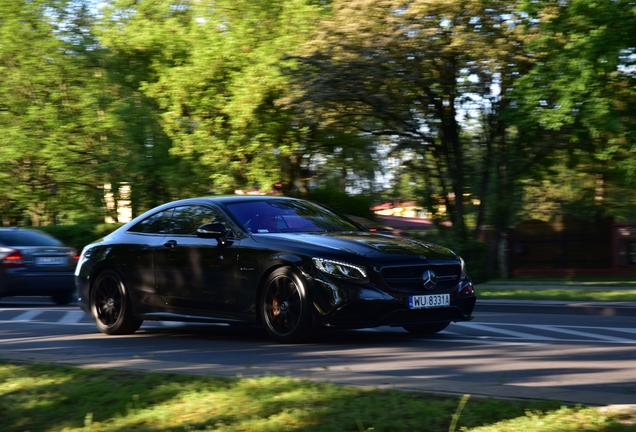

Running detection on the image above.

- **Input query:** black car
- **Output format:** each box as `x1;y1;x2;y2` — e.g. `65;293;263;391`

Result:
0;227;79;305
75;196;475;342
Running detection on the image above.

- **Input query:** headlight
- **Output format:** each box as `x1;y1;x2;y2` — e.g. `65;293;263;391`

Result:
312;258;368;282
459;256;467;280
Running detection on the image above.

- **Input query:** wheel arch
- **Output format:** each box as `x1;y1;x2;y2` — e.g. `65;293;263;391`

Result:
87;262;130;303
254;254;309;325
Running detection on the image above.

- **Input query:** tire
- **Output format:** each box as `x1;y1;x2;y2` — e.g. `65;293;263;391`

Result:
90;269;143;335
403;321;450;335
260;267;312;343
51;291;75;306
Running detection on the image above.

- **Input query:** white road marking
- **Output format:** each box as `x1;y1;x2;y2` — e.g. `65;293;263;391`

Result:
604;327;636;335
524;324;634;343
1;312;635;345
12;310;42;321
59;311;86;324
454;322;558;341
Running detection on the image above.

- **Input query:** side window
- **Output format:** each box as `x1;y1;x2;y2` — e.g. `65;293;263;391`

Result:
170;205;227;236
128;209;174;234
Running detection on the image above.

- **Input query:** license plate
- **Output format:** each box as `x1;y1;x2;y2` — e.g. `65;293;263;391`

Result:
36;256;66;266
408;294;450;309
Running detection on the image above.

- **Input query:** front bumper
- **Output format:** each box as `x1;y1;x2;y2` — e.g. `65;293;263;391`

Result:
307;269;476;329
317;295;475;329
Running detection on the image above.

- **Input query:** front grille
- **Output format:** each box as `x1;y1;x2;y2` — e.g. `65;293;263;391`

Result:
380;264;460;293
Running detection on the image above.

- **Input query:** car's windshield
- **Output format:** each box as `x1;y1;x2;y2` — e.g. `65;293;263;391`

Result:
225;200;360;234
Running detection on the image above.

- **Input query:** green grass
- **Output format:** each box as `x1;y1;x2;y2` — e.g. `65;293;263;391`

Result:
1;362;634;432
476;278;636;301
482;277;636;287
477;289;636;302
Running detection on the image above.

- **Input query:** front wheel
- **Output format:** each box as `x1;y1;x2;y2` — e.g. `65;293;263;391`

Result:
90;269;142;335
403;321;450;335
260;267;312;343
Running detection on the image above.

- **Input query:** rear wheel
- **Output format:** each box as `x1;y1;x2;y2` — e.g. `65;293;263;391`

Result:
260;267;312;343
403;322;450;335
90;269;142;335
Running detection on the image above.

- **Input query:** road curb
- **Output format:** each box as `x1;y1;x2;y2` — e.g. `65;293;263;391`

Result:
475;300;636;317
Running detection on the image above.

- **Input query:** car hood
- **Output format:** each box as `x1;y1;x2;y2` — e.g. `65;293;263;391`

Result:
251;231;457;260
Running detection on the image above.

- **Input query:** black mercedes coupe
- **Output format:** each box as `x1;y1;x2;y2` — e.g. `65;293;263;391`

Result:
75;196;475;342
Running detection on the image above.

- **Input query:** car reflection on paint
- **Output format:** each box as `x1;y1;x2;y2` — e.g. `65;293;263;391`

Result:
75;196;475;343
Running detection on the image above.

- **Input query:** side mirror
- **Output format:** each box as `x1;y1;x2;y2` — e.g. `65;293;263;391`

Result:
197;223;229;246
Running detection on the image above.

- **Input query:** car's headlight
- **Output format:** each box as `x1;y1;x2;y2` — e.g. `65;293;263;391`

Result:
312;258;368;282
459;256;467;280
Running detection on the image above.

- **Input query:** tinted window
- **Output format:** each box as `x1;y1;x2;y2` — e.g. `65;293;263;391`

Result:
128;209;174;234
225;200;360;233
0;230;63;247
170;205;226;235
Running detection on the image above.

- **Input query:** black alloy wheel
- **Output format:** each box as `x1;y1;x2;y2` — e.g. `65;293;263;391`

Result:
260;267;311;343
402;321;450;335
90;269;143;335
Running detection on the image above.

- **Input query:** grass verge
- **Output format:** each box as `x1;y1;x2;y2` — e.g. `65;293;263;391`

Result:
482;278;636;287
476;278;636;301
1;361;634;432
476;289;636;302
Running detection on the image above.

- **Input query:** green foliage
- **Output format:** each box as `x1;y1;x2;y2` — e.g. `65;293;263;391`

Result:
97;0;348;195
477;289;636;302
5;361;629;432
36;223;123;251
0;0;107;226
412;230;489;284
306;187;376;219
1;0;636;284
513;0;636;222
286;0;540;244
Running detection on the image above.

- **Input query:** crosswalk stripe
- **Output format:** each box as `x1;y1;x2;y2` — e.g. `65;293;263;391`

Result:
453;322;558;340
1;311;635;344
605;327;636;335
524;324;634;343
12;310;42;321
59;311;86;324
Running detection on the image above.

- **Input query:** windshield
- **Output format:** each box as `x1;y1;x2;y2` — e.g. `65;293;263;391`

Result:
225;200;360;234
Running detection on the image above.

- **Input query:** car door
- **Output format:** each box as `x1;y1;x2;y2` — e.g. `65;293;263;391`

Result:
123;208;174;307
153;204;241;317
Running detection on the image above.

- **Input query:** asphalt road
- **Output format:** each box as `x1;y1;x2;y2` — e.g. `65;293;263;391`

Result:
0;296;635;407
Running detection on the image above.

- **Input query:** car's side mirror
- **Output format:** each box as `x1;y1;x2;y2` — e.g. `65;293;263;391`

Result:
197;223;229;246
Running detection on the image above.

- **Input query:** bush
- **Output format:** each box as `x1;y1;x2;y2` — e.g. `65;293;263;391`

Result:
411;231;489;284
306;187;376;219
37;223;123;252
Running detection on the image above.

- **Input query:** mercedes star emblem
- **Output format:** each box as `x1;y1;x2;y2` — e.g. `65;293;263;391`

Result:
421;269;437;290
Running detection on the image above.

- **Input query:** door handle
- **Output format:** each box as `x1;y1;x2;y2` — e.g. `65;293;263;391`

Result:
164;240;177;248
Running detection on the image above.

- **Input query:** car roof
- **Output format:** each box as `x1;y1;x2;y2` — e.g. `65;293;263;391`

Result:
118;195;316;231
151;195;300;205
0;227;64;246
0;227;51;233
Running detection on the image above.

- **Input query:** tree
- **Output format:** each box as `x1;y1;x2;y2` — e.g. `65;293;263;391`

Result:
0;0;112;225
97;0;376;197
286;0;539;241
513;0;636;222
95;0;211;216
